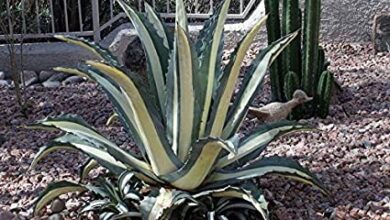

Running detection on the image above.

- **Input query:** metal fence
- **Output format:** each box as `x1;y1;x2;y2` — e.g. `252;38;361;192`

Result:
0;0;259;42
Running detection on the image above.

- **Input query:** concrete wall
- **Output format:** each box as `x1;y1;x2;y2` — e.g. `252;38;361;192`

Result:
0;43;98;77
320;0;390;42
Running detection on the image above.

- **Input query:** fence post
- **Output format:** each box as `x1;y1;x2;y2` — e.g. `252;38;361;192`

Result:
92;0;101;42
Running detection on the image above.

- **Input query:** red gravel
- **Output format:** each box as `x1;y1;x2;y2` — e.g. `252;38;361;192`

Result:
0;43;389;219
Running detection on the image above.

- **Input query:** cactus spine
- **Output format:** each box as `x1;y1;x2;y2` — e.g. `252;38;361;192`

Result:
264;0;284;101
282;0;301;76
317;71;333;118
302;0;321;97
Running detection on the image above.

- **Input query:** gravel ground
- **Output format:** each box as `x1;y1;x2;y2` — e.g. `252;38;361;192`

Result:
0;43;389;220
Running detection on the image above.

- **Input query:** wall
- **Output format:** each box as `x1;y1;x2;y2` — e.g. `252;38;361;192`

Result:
320;0;390;42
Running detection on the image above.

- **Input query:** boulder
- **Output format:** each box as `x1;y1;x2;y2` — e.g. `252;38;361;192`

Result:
123;37;147;74
108;26;146;73
373;14;390;52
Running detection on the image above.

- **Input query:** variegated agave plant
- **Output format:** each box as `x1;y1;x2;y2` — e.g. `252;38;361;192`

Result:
29;0;327;219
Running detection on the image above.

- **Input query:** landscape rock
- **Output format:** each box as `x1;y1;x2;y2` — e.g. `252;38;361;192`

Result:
22;70;38;87
50;198;65;213
108;27;146;73
123;37;146;75
42;80;60;88
0;80;10;87
39;71;55;82
108;27;138;65
373;14;390;52
48;213;64;220
47;72;68;82
62;76;85;85
0;71;5;80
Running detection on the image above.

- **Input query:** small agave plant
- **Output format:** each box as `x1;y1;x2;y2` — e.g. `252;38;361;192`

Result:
29;0;327;219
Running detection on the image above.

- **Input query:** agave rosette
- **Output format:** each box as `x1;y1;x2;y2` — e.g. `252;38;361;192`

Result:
30;0;327;219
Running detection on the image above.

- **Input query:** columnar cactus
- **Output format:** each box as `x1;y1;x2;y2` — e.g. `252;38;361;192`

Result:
282;0;301;77
284;71;300;101
265;0;335;118
302;0;322;97
316;71;333;118
264;0;284;101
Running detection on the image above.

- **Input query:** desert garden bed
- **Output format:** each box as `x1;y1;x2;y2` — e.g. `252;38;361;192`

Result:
0;41;389;220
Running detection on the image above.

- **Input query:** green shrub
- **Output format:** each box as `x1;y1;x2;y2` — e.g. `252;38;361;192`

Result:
30;0;327;219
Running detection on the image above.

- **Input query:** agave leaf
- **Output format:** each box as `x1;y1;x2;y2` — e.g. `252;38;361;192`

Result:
111;212;142;219
86;61;182;175
222;31;299;138
207;15;268;136
29;114;151;174
144;2;173;48
34;124;154;184
205;156;328;195
34;181;87;216
163;138;236;190
165;41;180;155
100;178;123;203
53;67;91;79
60;134;162;184
140;188;173;220
79;199;111;214
100;212;116;220
216;121;305;169
195;184;269;220
118;171;144;199
144;2;170;49
54;35;120;67
140;188;193;220
116;0;166;113
176;25;196;161
80;159;99;183
29;143;78;170
140;10;170;81
67;65;147;159
196;0;232;137
30;138;126;176
175;0;189;32
106;113;119;126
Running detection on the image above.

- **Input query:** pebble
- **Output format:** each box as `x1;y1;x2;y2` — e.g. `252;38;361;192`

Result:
50;198;66;213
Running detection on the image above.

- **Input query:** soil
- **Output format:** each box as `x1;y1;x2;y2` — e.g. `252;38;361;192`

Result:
0;43;389;220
